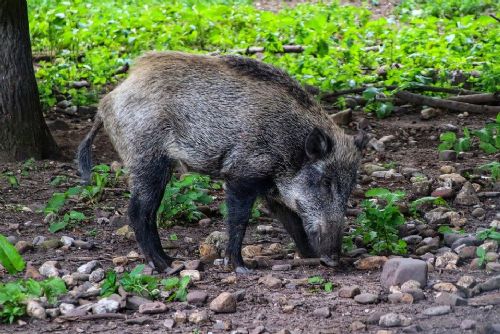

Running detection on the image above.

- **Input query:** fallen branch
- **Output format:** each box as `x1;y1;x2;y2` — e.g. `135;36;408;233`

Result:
447;92;500;104
58;313;127;322
395;91;500;114
321;85;481;102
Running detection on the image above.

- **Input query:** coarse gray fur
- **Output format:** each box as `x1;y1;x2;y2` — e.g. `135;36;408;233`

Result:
78;51;368;273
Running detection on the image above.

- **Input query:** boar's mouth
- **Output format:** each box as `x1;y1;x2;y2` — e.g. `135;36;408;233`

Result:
304;221;343;268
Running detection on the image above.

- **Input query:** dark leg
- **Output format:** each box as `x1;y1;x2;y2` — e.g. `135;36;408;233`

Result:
264;196;317;258
225;181;259;274
128;155;173;272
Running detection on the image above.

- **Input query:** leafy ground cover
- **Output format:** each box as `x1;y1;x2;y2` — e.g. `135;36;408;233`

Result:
29;0;499;109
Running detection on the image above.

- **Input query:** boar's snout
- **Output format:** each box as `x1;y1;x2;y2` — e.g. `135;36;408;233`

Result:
306;219;344;264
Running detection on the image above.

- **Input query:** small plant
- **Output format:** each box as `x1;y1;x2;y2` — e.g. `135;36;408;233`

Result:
347;188;407;255
479;161;500;181
48;210;87;233
0;278;67;323
1;171;19;188
161;275;191;301
0;234;26;274
476;247;487;267
80;164;112;203
157;173;214;226
362;87;394;119
169;233;178;241
119;264;160;298
21;158;36;177
100;271;119;297
307;276;334;292
438;226;465;235
50;175;69;186
476;227;500;242
409;196;447;217
473;114;500;154
438;128;471;153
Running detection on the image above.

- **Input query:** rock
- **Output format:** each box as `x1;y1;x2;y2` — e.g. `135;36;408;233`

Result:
77;260;99;274
312;306;330;318
258;275;282;289
424;208;449;225
59;303;76;316
431;187;454;199
115;225;135;239
400;280;421;290
163;318;175;329
349;320;366;331
421;107;437;120
439;150;457;161
368;138;385;152
355;256;388;270
460;319;476;330
454;182;480;206
486;252;499;262
435;292;467;306
458;246;477;259
422;305;451;316
199;243;218;260
46;308;60;318
89;268;105;283
388;292;413;304
209;292;236;313
71;80;90;88
354;293;378;304
271;264;292;271
433;282;457;293
56;100;72;108
412;180;431;196
380;258;427;289
173;310;187;324
187;290;208;306
363;163;386;175
338;285;361;298
241;245;263;258
109;215;128;227
40;238;62;250
457;275;476;289
24;262;43;280
205;231;228;248
451;236;480;250
180;269;201;282
435;252;459;269
112;256;128;266
32;235;46;246
379;313;402;327
439;165;456;174
402;235;422;245
26;300;46;319
232;289;245;302
92;298;120;314
198;218;211;228
438;173;466;186
60;236;74;247
73;239;93;249
371;169;404;180
126;295;150;310
256;225;274;233
330;109;352;126
39;261;60;278
402;288;425;302
472;207;486;218
468;292;500;306
184;260;202;271
189;310;209;324
15;240;33;254
139;301;168;314
486;262;500;272
480;240;498;253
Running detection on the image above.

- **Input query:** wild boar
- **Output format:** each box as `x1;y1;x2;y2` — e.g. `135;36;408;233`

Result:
78;51;368;273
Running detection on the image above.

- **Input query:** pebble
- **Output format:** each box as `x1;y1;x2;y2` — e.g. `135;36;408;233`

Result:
138;301;168;314
379;313;402;327
438;173;466;186
24;262;43;280
180;269;201;282
388;292;414;304
126;295;150;310
420;107;437;120
209;292;236;313
454;182;480;206
77;260;99;274
89;268;105;283
173;310;187;324
163;319;175;329
349;320;366;331
32;235;46;246
402;235;422;244
40;238;62;250
15;240;33;254
354;293;378;304
457;275;476;289
338;285;361;298
486;262;500;272
439;150;457;161
241;245;263;258
59;303;76;316
363;163;386;175
256;225;274;234
271;264;292;271
73;240;93;249
380;258;428;289
189;310;209;324
459;246;478;260
92;298;120;314
186;290;209;306
60;236;74;247
435;252;459;269
439;165;456;174
258;275;282;289
312;306;330;318
371;170;404;180
26;300;46;319
355;256;388;270
472;207;486;218
422;305;451;316
431;187;454;199
435;292;467;306
402;288;425;302
46;308;60;318
460;319;476;330
112;256;128;266
39;261;60;278
433;282;457;293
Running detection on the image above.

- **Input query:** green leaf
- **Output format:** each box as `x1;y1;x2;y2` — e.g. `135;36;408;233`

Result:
0;234;26;274
362;87;379;101
479;142;498;154
49;220;68;233
324;282;334;292
162;277;179;290
308;276;325;285
44;193;66;214
69;211;86;221
130;264;145;277
439;132;457;143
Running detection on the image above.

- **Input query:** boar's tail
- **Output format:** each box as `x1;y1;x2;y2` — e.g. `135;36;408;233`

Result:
77;115;103;184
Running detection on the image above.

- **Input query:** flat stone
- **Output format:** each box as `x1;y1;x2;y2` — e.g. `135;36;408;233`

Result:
363;163;386;175
473;275;500;294
39;261;60;278
60;236;74;247
89;268;105;283
435;252;459;269
454;182;480;206
92;298;120;314
431;187;454;199
338;286;361;298
210;292;236;313
457;275;476;289
112;256;128;266
188;310;209;324
271;264;292;271
139;301;168;314
486;262;500;272
26;300;46;319
388;292;414;304
366;311;385;325
77;260;99;274
422;305;451;316
402;288;425;302
402;235;422;245
180;269;201;282
460;319;476;330
433;282;457;293
163;318;175;329
379;313;402;327
241;245;263;258
46;308;60;318
468;292;500;306
472;207;486;218
355;256;388;270
312;306;331;318
258;274;282;289
349;320;365;331
354;293;378;304
380;258;428;289
435;292;467;306
458;246;477;259
186;290;209;306
126;295;151;310
59;303;76;316
438;173;466;186
173;310;187;324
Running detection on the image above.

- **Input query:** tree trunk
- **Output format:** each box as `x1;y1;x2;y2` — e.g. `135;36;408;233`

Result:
0;0;59;162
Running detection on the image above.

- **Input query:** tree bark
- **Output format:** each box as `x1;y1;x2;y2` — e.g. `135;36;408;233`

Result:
0;0;59;162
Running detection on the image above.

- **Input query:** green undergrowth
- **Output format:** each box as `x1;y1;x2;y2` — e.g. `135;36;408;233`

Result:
29;0;499;110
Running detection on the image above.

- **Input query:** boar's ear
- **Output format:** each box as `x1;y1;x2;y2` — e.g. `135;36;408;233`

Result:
305;127;333;161
354;130;369;151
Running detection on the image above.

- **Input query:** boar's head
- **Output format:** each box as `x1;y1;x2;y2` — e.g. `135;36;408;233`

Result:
276;127;368;264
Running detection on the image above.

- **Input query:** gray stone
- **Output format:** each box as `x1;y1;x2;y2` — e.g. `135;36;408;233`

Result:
424;208;450;225
380;258;428;289
40;238;62;250
186;290;208;306
451;236;481;250
209;292;237;313
46;308;60;318
458;246;477;259
188;310;209;324
457;275;476;289
312;306;330;318
258;275;282;289
422;305;451;316
272;264;292;271
402;288;425;302
163;319;175;329
435;292;467;306
469;292;500;306
26;300;46;319
439;150;457;161
77;260;99;274
39;261;60;278
486;262;500;272
454;182;480;206
92;298;120;314
363;163;386;175
379;313;402;327
402;324;423;333
354;293;378;304
73;239;93;249
366;311;385;325
89;268;105;283
126;295;150;310
59;303;76;316
32;235;46;245
138;301;168;314
472;207;486;218
338;285;360;298
473;276;500;294
460;319;476;330
60;236;74;247
403;235;422;244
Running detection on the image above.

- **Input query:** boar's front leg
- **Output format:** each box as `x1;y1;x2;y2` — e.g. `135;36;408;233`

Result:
225;180;261;274
264;196;317;258
128;155;173;272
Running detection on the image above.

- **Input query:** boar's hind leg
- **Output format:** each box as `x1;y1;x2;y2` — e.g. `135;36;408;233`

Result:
264;197;317;258
225;180;262;274
128;155;173;272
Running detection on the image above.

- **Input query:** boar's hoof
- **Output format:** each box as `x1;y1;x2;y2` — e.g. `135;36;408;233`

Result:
320;256;339;268
235;266;253;275
147;261;174;274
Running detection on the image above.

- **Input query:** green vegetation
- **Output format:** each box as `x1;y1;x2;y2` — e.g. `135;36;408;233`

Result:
0;278;67;323
28;0;499;110
0;234;26;274
409;196;447;217
101;264;190;301
346;188;407;255
157;173;215;226
476;227;500;242
438;128;471;153
48;210;87;233
479;161;500;181
307;276;334;292
0;172;19;188
476;246;487;267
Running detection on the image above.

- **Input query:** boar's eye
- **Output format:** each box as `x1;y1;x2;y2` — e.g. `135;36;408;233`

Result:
321;176;332;188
